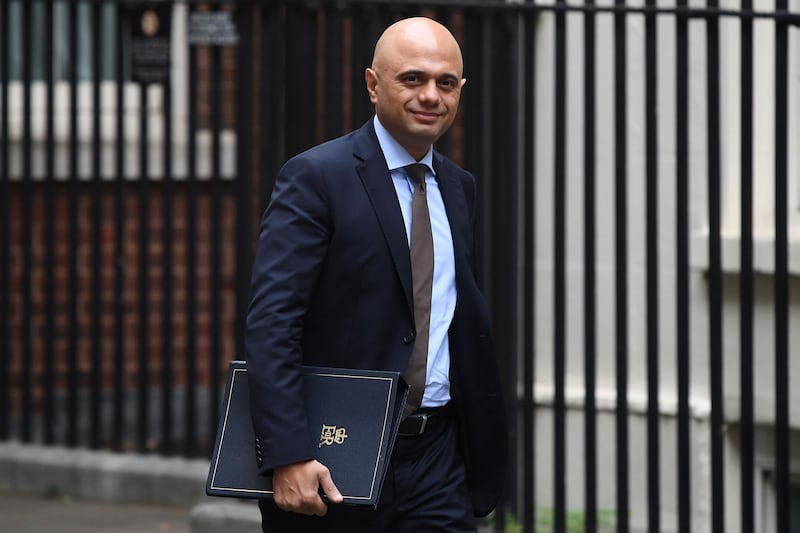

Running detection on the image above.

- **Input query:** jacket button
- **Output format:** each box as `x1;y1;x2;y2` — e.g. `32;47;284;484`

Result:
403;331;416;344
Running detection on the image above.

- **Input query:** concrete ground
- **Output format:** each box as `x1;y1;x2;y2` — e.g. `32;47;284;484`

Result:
0;442;264;533
0;442;497;533
0;492;192;533
0;491;500;533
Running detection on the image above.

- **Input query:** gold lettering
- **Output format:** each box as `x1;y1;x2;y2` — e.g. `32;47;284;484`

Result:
319;424;348;447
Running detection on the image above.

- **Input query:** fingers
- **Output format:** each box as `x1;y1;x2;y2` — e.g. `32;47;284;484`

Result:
272;460;339;516
318;467;343;505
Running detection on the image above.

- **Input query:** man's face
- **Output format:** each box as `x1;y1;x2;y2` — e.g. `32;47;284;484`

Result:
366;25;466;160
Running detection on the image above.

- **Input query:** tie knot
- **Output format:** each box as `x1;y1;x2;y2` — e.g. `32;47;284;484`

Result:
406;164;427;187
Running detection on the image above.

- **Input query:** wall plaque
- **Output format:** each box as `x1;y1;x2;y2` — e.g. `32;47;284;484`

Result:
130;4;172;84
188;10;239;47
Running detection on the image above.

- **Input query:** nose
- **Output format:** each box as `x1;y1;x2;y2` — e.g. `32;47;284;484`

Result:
418;80;440;104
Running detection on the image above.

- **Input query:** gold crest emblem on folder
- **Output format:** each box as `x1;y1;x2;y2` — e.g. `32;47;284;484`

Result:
319;424;349;447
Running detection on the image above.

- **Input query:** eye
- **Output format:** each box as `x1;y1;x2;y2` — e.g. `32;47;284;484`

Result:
438;78;458;90
404;74;421;84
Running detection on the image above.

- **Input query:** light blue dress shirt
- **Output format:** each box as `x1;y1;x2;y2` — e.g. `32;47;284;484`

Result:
373;116;456;408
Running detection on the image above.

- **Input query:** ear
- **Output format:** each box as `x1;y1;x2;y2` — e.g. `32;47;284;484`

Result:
460;77;467;89
365;68;379;103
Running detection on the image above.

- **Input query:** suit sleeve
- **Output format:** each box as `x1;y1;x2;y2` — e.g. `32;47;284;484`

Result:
245;155;331;473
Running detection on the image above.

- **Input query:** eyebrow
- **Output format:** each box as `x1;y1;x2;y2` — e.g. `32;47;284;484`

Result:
398;69;460;82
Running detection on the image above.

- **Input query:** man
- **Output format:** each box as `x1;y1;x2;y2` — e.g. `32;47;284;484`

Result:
245;16;508;532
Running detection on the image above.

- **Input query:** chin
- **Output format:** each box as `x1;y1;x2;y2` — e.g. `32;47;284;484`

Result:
409;125;442;140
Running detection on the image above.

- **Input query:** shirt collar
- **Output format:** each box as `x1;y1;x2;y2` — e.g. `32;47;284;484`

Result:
373;115;435;175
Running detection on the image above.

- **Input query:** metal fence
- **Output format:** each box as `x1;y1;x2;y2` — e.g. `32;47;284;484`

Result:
2;1;799;532
0;0;249;456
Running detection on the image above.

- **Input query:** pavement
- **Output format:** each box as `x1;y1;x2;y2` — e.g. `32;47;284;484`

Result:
0;491;267;533
0;442;497;533
0;492;497;533
0;491;193;533
0;442;263;533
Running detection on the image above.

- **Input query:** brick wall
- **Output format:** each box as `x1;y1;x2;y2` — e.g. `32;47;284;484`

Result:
3;182;238;414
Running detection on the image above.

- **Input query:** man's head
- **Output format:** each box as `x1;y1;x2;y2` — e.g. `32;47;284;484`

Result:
365;17;466;161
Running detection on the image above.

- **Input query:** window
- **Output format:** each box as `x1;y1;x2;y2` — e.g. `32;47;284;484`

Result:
1;2;234;181
759;469;800;532
6;1;118;82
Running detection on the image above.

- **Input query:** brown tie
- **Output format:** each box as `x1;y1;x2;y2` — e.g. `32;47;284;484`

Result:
403;164;433;417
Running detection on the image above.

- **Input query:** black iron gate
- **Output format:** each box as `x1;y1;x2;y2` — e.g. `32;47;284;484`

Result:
2;1;799;532
0;0;251;457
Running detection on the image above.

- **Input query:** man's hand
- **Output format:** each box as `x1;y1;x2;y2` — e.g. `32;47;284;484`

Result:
272;459;344;516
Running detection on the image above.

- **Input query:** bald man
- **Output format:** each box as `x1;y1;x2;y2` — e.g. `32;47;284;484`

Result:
245;17;508;532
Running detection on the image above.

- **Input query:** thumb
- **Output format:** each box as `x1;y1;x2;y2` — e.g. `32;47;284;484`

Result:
318;468;343;504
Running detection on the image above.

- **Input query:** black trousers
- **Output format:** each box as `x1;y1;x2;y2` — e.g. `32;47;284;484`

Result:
260;411;476;533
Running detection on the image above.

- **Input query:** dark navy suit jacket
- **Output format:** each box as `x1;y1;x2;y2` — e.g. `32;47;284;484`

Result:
244;120;508;516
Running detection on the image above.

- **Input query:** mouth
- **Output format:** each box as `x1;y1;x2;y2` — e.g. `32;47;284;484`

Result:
410;110;442;124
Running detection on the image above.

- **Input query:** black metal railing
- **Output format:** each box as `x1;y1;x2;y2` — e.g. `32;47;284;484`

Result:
1;0;245;457
2;1;798;532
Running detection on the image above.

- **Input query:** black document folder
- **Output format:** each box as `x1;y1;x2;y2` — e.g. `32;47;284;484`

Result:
206;360;409;508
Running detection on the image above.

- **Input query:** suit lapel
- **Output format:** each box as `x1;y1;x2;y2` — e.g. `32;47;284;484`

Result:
352;123;473;313
354;124;414;313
